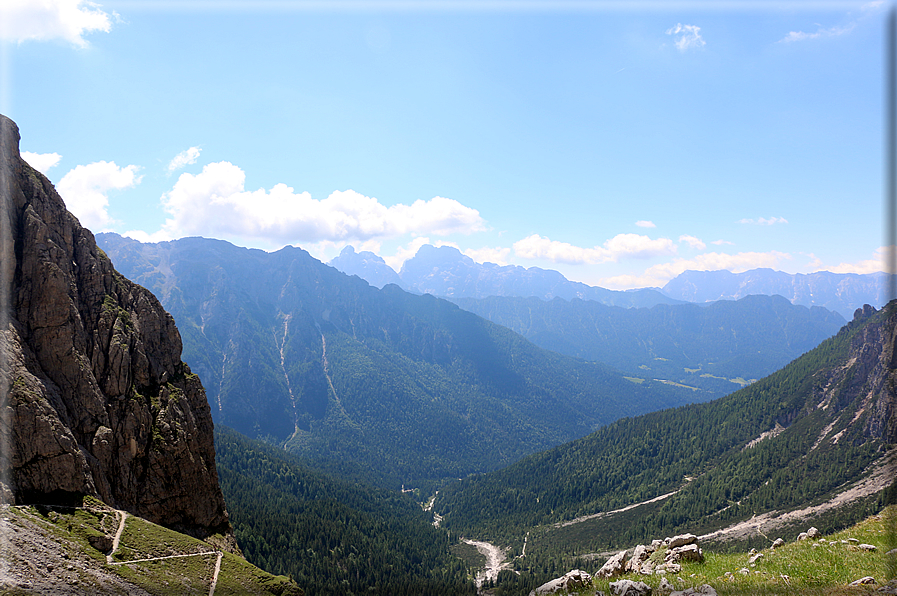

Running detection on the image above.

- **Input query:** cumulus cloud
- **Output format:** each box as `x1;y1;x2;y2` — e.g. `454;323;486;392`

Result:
711;239;734;246
514;233;676;265
666;23;705;52
600;250;792;289
679;235;706;250
0;0;113;46
57;161;142;231
22;151;62;174
167;147;201;173
825;247;889;275
739;216;788;225
158;161;486;245
464;246;512;266
635;220;656;228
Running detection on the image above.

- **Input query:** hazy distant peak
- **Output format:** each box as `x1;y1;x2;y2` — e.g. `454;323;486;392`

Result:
330;244;401;289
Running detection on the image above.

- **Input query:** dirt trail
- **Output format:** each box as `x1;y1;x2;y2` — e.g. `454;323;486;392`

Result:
208;551;223;596
103;507;223;594
106;510;128;564
555;488;681;528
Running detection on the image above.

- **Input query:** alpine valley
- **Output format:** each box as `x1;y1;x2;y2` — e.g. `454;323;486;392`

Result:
5;109;897;596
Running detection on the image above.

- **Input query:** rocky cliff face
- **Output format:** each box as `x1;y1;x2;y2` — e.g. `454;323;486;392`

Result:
826;304;897;444
0;115;231;543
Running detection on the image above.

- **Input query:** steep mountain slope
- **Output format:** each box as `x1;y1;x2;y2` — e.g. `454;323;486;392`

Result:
450;294;844;396
0;115;230;543
662;268;885;319
434;302;897;553
97;232;701;489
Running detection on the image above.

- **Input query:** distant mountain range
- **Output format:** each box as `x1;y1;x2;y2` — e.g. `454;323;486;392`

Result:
451;294;845;396
331;244;681;308
330;244;886;319
662;268;886;320
97;233;702;490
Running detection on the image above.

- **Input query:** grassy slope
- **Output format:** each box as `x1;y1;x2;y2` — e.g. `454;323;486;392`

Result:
587;506;897;596
4;497;302;596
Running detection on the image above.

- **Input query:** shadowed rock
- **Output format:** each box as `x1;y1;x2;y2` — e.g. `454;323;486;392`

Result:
0;115;232;546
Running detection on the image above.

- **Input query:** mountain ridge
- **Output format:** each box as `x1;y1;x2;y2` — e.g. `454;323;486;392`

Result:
329;243;884;319
97;232;705;490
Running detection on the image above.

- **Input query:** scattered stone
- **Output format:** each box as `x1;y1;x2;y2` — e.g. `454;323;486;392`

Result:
627;545;650;574
747;552;763;565
797;532;808;541
597;551;629;578
886;548;897;556
657;577;675;593
609;579;652;596
771;538;784;549
848;538;859;544
531;569;593;595
849;576;876;586
670;585;717;596
859;544;877;552
876;578;897;594
668;534;697;549
667;543;703;564
806;527;820;539
656;563;681;574
738;568;749;575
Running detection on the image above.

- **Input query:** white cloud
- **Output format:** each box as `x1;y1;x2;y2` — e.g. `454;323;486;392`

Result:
22;151;62;174
599;250;792;289
167;147;201;173
678;235;706;250
464;246;511;266
514;233;676;265
739;216;788;225
780;24;854;43
711;239;734;246
635;220;656;228
57;161;142;231
123;229;172;244
666;23;705;52
158;161;486;245
825;247;889;275
0;0;113;46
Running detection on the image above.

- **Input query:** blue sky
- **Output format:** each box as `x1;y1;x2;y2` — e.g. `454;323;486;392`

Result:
1;0;888;288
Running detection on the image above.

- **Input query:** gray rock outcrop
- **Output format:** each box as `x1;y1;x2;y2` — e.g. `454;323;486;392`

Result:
530;569;592;595
0;115;231;545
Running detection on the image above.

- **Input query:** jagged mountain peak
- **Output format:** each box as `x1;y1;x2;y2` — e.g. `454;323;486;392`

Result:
0;115;232;544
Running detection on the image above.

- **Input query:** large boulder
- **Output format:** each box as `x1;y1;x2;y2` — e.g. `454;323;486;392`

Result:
531;569;593;595
597;550;629;578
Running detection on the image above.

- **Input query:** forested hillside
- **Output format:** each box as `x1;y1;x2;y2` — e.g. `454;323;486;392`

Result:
451;293;844;396
98;233;700;490
215;426;473;596
434;303;897;568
